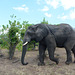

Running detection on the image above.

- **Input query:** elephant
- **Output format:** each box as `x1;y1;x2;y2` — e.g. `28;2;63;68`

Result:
21;23;75;66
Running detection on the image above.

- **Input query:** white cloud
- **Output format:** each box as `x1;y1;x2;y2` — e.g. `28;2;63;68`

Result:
45;13;51;17
61;16;67;20
57;9;75;20
13;4;29;12
70;9;75;20
61;0;75;10
41;6;49;11
57;13;68;20
45;0;59;9
45;0;75;10
45;0;51;5
50;0;59;9
22;4;26;7
57;16;67;20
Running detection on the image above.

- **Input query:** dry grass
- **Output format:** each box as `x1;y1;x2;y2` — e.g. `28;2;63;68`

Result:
0;48;75;75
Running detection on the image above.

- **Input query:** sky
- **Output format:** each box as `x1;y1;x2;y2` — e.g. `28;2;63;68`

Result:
0;0;75;28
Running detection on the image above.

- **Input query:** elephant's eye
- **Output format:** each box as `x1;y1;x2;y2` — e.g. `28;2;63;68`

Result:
28;27;32;30
27;31;33;35
30;28;34;30
29;27;35;31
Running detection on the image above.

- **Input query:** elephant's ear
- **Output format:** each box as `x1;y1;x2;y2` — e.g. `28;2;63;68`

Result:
35;24;49;42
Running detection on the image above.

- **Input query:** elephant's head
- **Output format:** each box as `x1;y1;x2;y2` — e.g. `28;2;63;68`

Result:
21;24;49;65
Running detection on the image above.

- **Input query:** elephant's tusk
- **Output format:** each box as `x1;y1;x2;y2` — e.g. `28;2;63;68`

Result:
23;42;28;46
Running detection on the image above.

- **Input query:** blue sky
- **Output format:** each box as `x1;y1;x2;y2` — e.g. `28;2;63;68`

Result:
0;0;75;28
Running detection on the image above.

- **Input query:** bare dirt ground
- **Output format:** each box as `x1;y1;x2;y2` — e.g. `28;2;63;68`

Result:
0;48;75;75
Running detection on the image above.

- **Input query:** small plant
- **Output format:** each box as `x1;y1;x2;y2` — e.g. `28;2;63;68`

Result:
41;17;48;24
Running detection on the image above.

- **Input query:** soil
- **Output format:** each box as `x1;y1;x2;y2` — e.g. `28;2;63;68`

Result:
0;48;75;75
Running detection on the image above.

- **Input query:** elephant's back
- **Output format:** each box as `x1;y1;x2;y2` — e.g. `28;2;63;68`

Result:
48;23;73;35
48;23;74;47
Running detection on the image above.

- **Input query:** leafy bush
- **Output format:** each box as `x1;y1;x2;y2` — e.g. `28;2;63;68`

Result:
16;41;22;51
0;16;49;59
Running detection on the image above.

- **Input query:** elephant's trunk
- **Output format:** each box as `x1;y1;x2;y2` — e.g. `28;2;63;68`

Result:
21;43;28;65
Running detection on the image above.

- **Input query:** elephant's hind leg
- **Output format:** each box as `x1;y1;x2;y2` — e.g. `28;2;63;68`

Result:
48;46;59;64
45;34;59;64
64;40;74;65
72;45;75;63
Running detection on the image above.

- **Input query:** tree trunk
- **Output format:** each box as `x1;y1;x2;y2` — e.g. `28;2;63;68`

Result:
9;43;17;59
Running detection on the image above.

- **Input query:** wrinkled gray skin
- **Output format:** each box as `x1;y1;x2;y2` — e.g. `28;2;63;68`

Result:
21;23;75;66
72;29;75;63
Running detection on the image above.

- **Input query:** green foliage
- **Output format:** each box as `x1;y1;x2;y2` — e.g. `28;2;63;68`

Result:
20;21;32;40
16;21;32;51
41;17;48;24
2;25;8;32
0;24;9;49
1;15;50;53
27;41;36;51
8;15;21;59
16;41;35;51
0;14;33;52
0;34;9;49
8;15;22;45
16;41;22;51
8;26;19;44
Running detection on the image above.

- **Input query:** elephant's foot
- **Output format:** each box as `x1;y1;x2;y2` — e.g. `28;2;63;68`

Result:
0;54;3;57
50;57;59;65
38;62;45;66
22;62;28;65
65;56;72;65
65;60;72;65
74;56;75;63
9;57;12;60
55;58;59;64
74;60;75;63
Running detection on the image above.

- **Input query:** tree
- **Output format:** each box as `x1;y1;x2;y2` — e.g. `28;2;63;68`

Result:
8;15;33;59
0;14;36;59
41;17;48;24
8;15;20;59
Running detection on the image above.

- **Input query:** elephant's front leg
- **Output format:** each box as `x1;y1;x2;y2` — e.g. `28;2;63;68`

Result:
38;43;46;66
